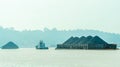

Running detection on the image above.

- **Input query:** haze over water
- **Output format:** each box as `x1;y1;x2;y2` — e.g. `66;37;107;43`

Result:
0;48;119;67
0;0;119;67
0;0;120;34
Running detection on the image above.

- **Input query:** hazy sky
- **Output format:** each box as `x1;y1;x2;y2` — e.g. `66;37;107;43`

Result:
0;0;120;33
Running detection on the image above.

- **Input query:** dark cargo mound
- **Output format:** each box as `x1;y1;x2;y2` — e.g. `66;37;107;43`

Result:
57;36;117;49
1;41;19;49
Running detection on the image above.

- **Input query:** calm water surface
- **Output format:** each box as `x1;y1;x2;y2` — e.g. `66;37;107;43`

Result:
0;48;119;67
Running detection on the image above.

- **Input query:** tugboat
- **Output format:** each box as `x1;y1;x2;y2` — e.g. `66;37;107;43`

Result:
36;40;48;49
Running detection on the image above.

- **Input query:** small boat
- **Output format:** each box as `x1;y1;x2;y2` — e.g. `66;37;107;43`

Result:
36;40;48;49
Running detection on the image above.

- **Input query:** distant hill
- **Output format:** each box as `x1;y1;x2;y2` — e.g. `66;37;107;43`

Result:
0;27;120;48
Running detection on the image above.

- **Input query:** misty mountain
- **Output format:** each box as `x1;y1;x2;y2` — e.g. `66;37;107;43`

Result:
0;27;120;48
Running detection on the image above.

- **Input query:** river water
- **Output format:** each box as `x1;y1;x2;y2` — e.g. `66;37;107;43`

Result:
0;48;119;67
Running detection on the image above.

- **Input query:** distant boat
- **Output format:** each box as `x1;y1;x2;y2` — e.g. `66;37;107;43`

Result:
36;41;48;49
1;41;19;49
56;36;117;49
